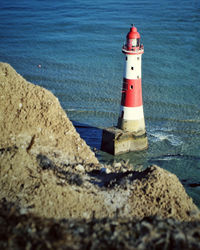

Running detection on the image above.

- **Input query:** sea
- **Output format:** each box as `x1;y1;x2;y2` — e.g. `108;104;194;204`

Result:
1;0;200;207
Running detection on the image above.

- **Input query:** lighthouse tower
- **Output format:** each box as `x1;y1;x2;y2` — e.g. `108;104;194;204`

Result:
101;25;148;155
118;25;145;134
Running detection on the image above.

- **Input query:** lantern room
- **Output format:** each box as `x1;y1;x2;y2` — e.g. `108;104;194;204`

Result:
123;25;143;52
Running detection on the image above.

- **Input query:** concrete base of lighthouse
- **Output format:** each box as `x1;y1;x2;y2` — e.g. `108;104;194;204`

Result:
101;127;148;155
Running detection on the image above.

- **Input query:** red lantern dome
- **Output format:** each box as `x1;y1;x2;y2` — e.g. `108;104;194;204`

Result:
125;26;141;51
127;26;140;39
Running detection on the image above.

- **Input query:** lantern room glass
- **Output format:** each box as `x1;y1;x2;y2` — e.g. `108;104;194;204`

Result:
131;38;140;48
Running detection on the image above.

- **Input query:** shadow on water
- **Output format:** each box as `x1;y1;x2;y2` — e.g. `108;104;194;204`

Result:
73;120;103;150
73;120;200;171
72;120;149;167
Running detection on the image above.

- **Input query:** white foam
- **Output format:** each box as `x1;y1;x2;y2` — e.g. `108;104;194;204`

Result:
150;131;183;146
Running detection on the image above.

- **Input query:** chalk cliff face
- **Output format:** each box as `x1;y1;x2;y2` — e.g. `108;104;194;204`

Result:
0;147;200;221
128;165;200;221
0;62;199;222
0;62;98;165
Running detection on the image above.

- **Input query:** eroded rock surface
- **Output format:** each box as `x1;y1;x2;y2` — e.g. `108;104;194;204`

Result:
0;62;199;223
0;62;98;165
0;145;199;221
1;200;200;250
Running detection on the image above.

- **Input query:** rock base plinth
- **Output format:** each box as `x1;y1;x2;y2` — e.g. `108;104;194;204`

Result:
101;126;148;155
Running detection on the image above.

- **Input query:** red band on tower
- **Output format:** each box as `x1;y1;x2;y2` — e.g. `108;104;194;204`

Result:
121;78;143;107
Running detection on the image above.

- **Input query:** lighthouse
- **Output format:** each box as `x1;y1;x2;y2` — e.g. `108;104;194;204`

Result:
118;25;145;134
101;25;148;155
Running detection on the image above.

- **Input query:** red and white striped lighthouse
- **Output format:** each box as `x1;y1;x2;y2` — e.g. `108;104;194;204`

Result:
118;25;146;134
101;25;148;155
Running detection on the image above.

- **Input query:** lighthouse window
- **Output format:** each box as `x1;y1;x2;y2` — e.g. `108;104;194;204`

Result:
137;75;139;79
137;39;140;47
126;56;128;61
132;39;137;47
137;57;140;60
131;67;134;70
132;39;140;48
130;85;133;89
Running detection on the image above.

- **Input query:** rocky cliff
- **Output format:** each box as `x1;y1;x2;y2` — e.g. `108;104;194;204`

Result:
0;62;199;222
0;62;98;165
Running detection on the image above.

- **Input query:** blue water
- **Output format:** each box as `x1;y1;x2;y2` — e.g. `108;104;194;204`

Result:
1;0;200;206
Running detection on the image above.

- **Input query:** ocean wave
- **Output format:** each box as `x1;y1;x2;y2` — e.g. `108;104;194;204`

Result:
149;130;183;146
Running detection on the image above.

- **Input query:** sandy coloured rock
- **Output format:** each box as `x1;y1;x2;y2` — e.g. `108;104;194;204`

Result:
128;165;200;221
1;200;200;250
0;62;98;165
0;62;199;223
0;145;199;221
